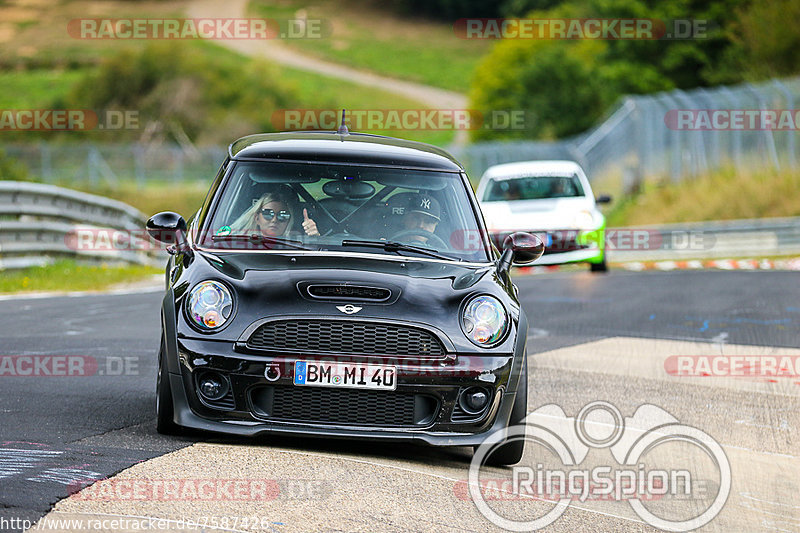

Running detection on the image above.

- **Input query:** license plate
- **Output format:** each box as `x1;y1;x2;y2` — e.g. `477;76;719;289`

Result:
293;360;397;391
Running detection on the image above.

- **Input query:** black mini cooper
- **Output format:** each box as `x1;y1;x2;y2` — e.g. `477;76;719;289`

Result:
147;131;543;465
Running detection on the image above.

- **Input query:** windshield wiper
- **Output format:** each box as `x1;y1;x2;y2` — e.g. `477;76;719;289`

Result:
341;239;460;261
211;233;308;250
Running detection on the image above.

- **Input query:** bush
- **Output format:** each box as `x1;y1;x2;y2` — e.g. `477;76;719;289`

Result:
63;43;293;144
468;0;760;141
470;39;610;140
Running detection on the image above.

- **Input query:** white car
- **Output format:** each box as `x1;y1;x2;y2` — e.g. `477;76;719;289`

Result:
476;160;611;272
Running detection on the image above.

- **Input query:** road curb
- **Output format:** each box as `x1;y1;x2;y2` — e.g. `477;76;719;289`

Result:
514;256;800;275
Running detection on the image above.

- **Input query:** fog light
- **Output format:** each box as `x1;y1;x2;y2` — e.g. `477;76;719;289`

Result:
198;372;228;401
459;387;489;414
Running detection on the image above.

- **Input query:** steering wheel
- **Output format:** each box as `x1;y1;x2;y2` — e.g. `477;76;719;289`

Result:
390;229;448;250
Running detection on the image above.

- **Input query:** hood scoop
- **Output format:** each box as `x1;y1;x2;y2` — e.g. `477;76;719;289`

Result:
306;284;392;302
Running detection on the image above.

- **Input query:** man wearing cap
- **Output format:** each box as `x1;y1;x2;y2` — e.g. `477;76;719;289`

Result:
402;193;441;244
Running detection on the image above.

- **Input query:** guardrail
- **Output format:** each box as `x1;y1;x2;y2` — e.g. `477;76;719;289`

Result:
0;181;163;270
606;216;800;262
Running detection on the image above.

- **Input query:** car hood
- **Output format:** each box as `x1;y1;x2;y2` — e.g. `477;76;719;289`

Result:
480;197;596;231
178;251;519;353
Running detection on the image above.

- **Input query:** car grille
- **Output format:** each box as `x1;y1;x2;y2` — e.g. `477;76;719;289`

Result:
246;320;445;358
250;386;438;427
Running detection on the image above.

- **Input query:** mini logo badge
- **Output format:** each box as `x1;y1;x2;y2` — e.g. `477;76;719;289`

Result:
420;198;431;209
336;304;362;314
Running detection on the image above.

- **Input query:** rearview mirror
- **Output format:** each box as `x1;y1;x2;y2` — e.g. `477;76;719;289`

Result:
497;232;545;278
596;194;612;204
146;211;191;255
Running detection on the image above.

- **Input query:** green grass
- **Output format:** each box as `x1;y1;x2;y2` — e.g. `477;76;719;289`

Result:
0;69;85;108
198;42;456;146
606;167;800;225
0;0;462;147
0;40;454;147
0;260;160;294
56;180;213;221
249;0;489;93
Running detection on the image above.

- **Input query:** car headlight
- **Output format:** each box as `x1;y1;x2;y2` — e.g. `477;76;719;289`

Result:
574;210;595;229
461;295;508;347
186;280;234;330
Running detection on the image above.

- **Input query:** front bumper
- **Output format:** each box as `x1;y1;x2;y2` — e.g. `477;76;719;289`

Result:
165;337;521;446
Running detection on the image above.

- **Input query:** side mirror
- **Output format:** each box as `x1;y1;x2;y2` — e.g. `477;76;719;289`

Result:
497;232;545;278
146;211;191;255
595;194;612;205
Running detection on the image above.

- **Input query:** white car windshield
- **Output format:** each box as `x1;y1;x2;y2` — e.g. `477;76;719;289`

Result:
484;173;585;201
199;161;490;262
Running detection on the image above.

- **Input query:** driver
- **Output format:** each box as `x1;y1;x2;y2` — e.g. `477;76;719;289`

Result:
401;193;441;244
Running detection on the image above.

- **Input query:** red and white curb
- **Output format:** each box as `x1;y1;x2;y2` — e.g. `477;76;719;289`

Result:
620;257;800;272
514;257;800;275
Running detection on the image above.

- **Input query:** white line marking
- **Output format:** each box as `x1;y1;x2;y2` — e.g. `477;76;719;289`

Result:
0;285;162;302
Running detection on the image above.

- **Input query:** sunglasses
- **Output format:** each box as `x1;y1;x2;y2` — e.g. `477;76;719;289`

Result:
260;208;291;222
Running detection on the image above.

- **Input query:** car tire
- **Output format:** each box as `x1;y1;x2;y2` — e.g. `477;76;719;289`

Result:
590;257;608;272
156;338;181;435
477;353;528;466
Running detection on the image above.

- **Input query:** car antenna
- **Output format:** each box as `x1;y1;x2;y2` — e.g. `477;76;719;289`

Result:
337;109;349;135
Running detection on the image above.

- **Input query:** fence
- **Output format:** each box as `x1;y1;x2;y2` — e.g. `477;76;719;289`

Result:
452;76;800;191
2;143;226;186
1;77;798;191
0;181;163;270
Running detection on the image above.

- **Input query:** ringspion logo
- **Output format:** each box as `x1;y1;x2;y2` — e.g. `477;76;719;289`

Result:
470;401;730;531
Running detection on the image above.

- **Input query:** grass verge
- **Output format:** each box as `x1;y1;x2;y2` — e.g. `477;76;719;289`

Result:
606;167;800;226
0;259;161;294
42;180;212;220
249;0;489;93
0;70;84;108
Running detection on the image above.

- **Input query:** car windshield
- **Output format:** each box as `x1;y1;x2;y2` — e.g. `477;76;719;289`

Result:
199;161;490;262
483;173;585;201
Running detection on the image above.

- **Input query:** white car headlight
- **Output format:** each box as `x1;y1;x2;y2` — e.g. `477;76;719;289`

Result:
574;210;595;229
461;295;508;347
187;280;234;330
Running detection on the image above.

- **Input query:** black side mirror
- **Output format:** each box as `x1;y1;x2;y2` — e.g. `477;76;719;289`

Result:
146;211;191;255
596;194;612;205
497;232;545;278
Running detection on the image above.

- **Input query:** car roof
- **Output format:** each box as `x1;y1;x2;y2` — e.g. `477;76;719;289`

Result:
481;160;585;180
229;131;463;171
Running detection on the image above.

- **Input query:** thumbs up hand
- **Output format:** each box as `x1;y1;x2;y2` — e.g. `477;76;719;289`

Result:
302;208;319;236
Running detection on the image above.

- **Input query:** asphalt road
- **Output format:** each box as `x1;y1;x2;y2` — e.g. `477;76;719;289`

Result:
1;270;798;532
